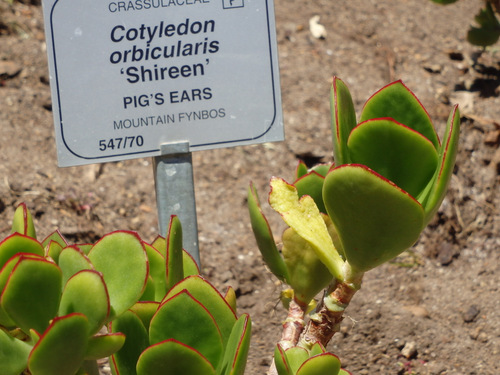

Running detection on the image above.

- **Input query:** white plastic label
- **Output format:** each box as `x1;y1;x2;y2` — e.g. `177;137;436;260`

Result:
42;0;283;166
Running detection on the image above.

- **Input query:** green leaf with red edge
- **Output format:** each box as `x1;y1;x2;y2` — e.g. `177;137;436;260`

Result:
274;344;292;375
130;301;160;331
42;229;68;249
309;342;327;357
0;253;44;328
109;310;150;375
421;105;461;224
150;290;224;368
182;249;200;276
150;235;166;258
59;270;110;335
247;183;289;283
294;160;309;180
0;327;32;375
11;203;36;239
0;233;44;270
58;246;94;286
296;353;341;375
166;215;184;291
360;80;439;149
143;243;166;302
323;164;425;273
218;313;251;375
88;231;148;320
28;313;89;375
46;240;64;264
284;347;309;374
85;333;126;360
163;275;236;347
294;171;327;214
1;255;62;334
339;369;352;375
331;77;357;165
136;339;216;375
347;118;439;198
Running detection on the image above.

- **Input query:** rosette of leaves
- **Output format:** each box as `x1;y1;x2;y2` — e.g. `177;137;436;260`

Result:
274;342;351;375
108;215;251;375
249;76;460;294
327;77;460;274
0;203;148;375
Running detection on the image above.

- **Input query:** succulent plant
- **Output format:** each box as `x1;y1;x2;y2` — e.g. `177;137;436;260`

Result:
248;77;460;373
1;204;250;375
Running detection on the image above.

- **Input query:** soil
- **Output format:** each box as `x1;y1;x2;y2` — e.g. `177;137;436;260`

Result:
1;0;499;374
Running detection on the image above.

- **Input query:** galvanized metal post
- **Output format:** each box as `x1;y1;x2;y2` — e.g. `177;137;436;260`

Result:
153;141;200;266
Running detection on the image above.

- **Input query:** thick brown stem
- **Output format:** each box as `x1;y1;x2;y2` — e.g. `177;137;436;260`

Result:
299;277;362;349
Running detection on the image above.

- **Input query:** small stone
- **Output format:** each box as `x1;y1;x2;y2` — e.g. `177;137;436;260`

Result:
401;341;418;359
462;305;480;323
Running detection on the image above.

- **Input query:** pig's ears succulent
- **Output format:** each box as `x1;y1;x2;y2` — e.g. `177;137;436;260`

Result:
326;77;460;273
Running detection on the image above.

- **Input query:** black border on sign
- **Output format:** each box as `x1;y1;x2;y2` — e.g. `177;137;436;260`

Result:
48;0;281;162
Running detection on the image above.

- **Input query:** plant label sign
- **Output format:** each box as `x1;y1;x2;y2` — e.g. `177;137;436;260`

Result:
42;0;283;167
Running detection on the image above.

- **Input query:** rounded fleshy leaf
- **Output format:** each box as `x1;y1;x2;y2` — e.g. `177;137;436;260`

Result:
143;243;166;302
1;256;62;334
130;301;160;331
421;105;461;224
0;328;32;375
150;235;167;258
136;339;216;375
46;240;64;264
28;313;89;375
323;164;425;273
294;160;309;180
11;203;36;239
296;353;341;375
42;229;68;249
282;227;333;306
85;333;126;360
309;342;327;357
347;118;439;198
109;309;150;375
247;183;289;283
166;215;184;291
269;178;344;280
331;77;357;165
150;290;223;368
274;344;292;375
59;270;110;334
88;231;148;319
0;233;44;270
294;171;327;213
182;249;201;276
58;246;94;286
284;347;309;374
360;80;439;149
218;313;251;375
163;275;236;346
0;253;44;328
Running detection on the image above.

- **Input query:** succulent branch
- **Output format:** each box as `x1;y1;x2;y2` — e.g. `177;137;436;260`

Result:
248;77;460;375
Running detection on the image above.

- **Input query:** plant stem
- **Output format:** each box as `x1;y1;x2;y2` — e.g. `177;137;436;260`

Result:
299;273;363;349
268;298;306;375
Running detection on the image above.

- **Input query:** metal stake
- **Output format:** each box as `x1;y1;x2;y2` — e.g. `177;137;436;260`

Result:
153;141;200;266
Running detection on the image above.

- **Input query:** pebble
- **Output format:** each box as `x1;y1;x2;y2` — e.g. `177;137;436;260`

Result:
462;304;480;323
0;61;22;78
401;341;418;359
